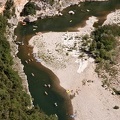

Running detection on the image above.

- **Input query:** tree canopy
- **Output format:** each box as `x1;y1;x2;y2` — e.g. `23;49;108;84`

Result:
20;2;36;16
89;24;119;63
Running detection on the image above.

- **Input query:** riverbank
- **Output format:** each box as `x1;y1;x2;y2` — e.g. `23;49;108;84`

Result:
6;21;33;108
103;9;120;25
29;16;97;89
28;9;120;119
4;1;120;119
72;9;120;120
102;9;120;92
3;0;110;117
14;0;109;22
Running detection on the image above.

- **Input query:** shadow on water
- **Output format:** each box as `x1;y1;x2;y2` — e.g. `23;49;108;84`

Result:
15;0;120;120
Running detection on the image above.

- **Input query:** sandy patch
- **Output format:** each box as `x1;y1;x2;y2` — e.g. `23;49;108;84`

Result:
71;63;120;120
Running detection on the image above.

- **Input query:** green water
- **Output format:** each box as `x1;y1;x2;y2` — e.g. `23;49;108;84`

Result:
16;35;73;120
15;0;120;120
16;0;120;35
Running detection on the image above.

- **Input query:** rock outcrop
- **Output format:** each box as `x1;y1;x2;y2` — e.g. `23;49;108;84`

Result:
0;0;7;13
12;0;109;22
29;0;108;21
14;0;28;20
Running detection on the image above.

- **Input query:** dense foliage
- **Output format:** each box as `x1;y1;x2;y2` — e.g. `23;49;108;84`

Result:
89;25;120;63
20;2;36;16
0;13;57;120
89;24;120;88
3;0;15;19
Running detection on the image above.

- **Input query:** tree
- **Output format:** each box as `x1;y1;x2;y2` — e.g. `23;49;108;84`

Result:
20;2;36;16
89;25;119;63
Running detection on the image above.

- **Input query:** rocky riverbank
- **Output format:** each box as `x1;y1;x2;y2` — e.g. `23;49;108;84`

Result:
6;17;33;107
13;0;109;22
28;9;120;120
2;0;120;119
2;0;103;112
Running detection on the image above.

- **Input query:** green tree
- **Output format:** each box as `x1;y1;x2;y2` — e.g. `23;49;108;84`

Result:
89;25;119;63
20;2;36;16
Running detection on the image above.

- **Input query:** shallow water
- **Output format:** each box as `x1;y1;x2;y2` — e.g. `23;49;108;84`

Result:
15;0;120;120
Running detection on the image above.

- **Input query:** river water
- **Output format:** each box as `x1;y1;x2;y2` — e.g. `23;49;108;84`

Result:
15;0;120;120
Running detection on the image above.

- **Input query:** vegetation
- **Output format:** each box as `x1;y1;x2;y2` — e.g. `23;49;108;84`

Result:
89;25;119;63
3;0;15;19
20;1;36;16
89;24;120;87
89;24;120;73
48;0;55;5
0;11;57;120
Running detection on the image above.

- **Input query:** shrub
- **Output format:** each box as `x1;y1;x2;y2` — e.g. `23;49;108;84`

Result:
20;2;36;16
89;25;119;63
3;0;15;19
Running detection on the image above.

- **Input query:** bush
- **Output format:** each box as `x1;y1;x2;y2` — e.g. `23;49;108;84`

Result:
89;25;119;63
5;0;14;10
3;0;15;19
20;2;36;16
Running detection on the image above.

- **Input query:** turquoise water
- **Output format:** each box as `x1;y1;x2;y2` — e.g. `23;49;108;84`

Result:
15;0;120;120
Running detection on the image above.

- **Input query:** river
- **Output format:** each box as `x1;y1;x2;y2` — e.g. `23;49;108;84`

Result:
15;0;120;120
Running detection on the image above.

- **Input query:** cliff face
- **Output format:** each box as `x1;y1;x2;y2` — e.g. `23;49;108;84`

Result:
25;0;108;21
0;0;108;20
0;0;7;13
14;0;28;19
0;0;27;18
